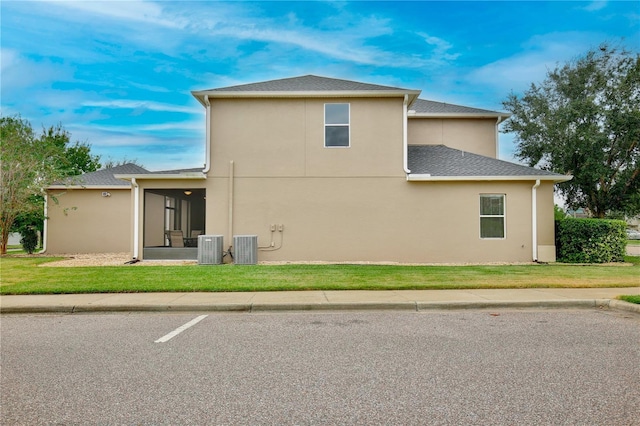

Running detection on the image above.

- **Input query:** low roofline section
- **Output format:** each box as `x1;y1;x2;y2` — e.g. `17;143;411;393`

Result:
47;184;131;190
114;173;207;181
409;112;510;122
406;174;573;182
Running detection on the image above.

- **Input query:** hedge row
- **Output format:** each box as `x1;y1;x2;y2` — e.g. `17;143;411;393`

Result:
555;218;626;263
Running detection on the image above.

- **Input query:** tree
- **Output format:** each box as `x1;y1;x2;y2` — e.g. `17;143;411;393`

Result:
502;43;640;218
102;157;144;169
0;116;101;254
41;124;101;176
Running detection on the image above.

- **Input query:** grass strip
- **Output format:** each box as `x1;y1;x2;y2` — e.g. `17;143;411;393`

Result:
1;256;639;295
619;295;640;304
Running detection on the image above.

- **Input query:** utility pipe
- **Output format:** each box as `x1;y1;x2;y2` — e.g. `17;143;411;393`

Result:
403;94;411;175
203;95;211;174
132;177;140;260
495;116;502;158
531;179;540;262
41;195;48;253
228;160;234;245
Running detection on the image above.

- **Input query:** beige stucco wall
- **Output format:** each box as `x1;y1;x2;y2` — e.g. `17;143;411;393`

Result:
408;118;497;157
209;97;405;178
194;96;559;263
46;188;131;254
536;183;557;262
203;171;554;263
144;192;165;247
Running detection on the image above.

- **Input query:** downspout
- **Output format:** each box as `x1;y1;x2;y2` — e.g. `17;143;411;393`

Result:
531;179;540;262
132;178;140;260
202;95;211;174
228;160;234;245
403;94;411;176
41;194;48;253
495;116;502;158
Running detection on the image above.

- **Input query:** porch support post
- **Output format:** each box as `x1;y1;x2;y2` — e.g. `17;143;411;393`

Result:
132;178;140;260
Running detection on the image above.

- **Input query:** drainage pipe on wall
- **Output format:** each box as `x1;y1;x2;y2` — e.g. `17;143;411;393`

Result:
403;94;411;175
531;179;540;262
41;195;48;253
495;116;503;157
228;160;234;245
132;177;140;260
203;95;211;174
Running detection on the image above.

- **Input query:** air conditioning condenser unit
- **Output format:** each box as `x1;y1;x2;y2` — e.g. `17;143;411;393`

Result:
197;235;223;265
233;235;258;265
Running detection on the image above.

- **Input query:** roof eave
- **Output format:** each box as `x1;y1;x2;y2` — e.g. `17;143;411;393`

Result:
114;173;207;181
409;112;511;121
192;90;421;105
47;184;131;190
407;174;573;182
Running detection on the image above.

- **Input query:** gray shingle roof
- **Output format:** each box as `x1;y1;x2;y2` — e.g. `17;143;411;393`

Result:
148;167;204;174
408;145;564;178
205;75;412;93
409;98;504;115
57;163;149;186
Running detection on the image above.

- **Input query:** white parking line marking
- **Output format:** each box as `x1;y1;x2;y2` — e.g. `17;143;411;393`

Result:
154;315;208;343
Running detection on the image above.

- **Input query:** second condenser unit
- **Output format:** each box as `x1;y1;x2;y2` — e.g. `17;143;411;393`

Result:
233;235;258;265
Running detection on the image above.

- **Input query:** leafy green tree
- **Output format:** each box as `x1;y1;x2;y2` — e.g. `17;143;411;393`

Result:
554;205;567;221
102;157;144;169
41;124;101;176
502;44;640;218
0;116;101;254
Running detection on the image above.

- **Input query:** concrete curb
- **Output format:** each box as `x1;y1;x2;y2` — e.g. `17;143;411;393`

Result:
609;299;640;314
416;299;612;311
2;299;639;314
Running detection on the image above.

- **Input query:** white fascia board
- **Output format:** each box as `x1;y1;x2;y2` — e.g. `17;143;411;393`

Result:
114;173;206;181
47;184;130;190
192;90;421;104
407;174;572;182
409;112;511;122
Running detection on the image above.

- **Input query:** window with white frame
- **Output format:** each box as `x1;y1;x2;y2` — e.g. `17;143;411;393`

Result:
480;194;506;239
324;103;350;147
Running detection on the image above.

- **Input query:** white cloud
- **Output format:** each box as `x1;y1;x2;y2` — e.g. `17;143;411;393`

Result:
417;32;460;62
467;32;605;95
45;0;188;29
81;100;200;115
0;49;75;91
583;1;608;12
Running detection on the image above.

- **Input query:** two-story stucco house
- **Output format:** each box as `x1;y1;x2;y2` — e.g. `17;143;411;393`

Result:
45;75;570;263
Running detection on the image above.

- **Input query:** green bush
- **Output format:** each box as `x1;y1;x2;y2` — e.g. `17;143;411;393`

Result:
20;226;39;255
556;219;626;263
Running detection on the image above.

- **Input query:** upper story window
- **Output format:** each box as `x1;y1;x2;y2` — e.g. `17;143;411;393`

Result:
480;194;506;239
324;103;350;148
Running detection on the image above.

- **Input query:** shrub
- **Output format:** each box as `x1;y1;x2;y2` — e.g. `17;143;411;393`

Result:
20;226;39;254
556;219;626;263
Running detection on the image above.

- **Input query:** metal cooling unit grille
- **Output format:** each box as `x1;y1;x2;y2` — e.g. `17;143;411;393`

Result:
197;235;223;265
233;235;258;265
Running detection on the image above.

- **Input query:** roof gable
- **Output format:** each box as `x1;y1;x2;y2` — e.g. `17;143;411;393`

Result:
205;75;411;93
192;75;421;105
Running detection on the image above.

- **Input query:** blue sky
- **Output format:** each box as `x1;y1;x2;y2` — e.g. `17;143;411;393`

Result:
2;0;639;171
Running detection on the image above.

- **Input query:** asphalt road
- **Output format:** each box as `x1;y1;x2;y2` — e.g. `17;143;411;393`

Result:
1;310;639;425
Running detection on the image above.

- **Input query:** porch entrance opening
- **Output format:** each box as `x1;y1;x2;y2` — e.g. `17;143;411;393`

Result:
143;188;206;260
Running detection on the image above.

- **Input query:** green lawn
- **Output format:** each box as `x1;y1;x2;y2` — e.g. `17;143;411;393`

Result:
1;256;638;295
619;295;640;304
